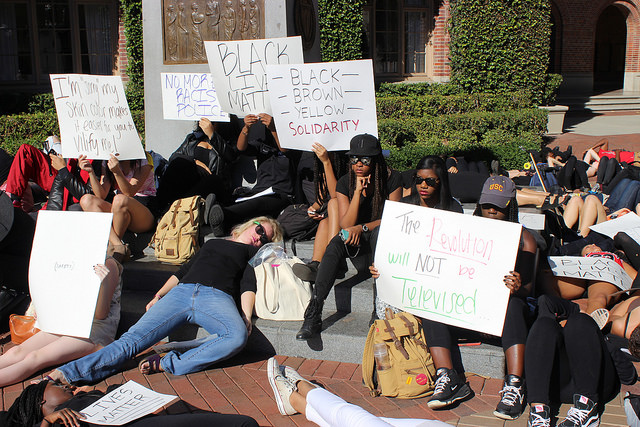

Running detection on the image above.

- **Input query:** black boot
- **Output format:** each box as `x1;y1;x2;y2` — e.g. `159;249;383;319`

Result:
296;296;323;340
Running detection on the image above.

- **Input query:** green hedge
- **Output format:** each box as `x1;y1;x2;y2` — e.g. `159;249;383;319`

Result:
318;0;366;61
0;111;145;155
377;82;465;97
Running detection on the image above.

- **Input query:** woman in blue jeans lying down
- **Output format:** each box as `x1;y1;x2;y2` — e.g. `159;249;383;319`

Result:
49;216;283;384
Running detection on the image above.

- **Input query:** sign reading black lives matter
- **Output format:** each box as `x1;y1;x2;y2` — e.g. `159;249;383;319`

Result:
548;256;632;290
375;201;522;336
266;59;377;151
204;37;304;116
50;74;145;160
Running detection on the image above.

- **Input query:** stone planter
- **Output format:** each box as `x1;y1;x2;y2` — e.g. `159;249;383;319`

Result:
539;105;569;135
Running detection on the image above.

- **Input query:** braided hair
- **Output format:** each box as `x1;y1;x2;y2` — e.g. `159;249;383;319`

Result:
313;151;349;205
348;153;389;221
6;380;48;427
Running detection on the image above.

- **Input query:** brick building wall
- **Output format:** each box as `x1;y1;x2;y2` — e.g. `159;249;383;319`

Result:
431;0;451;80
116;9;130;83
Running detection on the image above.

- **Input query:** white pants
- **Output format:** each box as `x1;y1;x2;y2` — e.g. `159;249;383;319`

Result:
305;387;449;427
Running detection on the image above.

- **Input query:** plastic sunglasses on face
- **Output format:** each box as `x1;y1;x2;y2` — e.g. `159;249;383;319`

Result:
415;176;439;187
349;156;372;166
253;221;270;245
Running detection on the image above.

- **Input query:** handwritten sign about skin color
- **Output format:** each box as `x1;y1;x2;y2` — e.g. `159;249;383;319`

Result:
548;256;632;291
375;201;522;336
266;59;377;151
160;72;229;121
81;381;178;425
204;37;304;116
50;74;145;160
590;213;640;244
28;211;113;338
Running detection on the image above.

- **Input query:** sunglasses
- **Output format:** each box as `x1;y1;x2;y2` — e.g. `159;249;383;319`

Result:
253;221;270;245
349;156;372;166
415;176;439;187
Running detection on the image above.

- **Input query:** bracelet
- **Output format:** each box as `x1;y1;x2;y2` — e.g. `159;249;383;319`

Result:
241;129;249;136
155;294;163;299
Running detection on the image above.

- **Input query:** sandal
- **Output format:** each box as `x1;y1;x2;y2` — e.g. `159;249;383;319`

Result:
138;353;164;375
108;243;131;264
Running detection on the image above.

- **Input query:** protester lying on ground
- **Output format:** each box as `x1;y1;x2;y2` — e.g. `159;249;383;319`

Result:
206;113;298;236
48;217;282;384
295;134;402;340
1;379;259;427
0;258;121;387
78;152;156;262
543;242;637;315
0;190;35;294
291;143;349;281
154;117;240;215
525;294;638;427
266;357;450;426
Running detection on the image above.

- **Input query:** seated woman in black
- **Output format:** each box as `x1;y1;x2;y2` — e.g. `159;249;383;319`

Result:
295;134;402;340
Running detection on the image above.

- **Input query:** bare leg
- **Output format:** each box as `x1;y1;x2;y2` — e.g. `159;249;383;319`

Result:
505;344;524;377
311;198;340;262
111;194;155;240
0;331;58;369
554;277;588;301
586;281;619;313
289;380;315;416
80;194;121;246
578;195;606;237
430;347;454;370
563;196;583;229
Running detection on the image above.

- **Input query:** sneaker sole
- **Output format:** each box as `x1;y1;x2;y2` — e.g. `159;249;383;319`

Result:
267;358;289;416
427;383;472;409
208;204;225;237
493;409;522;420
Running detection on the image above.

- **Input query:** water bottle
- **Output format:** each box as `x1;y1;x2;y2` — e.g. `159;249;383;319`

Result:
373;343;391;371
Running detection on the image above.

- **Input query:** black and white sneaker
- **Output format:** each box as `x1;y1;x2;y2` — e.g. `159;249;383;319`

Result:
427;367;472;409
527;404;551;427
558;394;600;427
493;374;525;420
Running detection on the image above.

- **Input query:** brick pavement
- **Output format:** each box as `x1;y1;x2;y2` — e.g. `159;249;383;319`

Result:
0;329;635;427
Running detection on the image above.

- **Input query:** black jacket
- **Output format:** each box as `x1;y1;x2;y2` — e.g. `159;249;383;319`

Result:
169;130;238;176
46;166;92;211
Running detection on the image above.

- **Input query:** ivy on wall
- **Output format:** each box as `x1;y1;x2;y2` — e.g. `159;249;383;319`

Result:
318;0;366;62
448;0;552;105
120;0;144;111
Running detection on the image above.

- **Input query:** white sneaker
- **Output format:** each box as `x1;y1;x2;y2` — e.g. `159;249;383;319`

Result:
267;357;298;415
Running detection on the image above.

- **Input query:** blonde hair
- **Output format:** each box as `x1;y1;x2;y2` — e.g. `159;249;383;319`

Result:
231;216;283;243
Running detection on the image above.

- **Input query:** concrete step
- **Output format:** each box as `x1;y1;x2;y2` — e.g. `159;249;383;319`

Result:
557;94;640;112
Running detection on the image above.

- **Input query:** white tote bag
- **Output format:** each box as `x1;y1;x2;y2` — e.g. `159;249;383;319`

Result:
254;256;312;321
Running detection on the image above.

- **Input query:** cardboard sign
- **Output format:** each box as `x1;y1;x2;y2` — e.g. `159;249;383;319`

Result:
590;213;640;244
548;256;632;291
160;72;229;121
81;381;178;425
50;74;145;160
266;59;377;151
28;211;112;338
204;37;304;115
375;201;522;336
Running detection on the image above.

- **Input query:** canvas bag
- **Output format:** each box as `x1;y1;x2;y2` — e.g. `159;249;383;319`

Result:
254;256;312;321
362;309;436;399
150;196;203;265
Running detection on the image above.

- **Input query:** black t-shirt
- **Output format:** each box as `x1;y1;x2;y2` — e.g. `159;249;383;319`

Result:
335;170;402;224
175;239;258;300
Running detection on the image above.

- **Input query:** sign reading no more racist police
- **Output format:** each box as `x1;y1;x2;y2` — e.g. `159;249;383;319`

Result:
161;72;229;121
265;59;377;151
204;37;304;116
50;74;145;160
375;201;523;336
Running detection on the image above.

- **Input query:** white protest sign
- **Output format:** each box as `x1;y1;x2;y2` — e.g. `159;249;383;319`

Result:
50;74;145;160
590;213;640;244
266;59;377;151
28;211;112;338
204;37;304;116
375;201;522;336
81;380;178;425
160;72;229;121
548;256;632;291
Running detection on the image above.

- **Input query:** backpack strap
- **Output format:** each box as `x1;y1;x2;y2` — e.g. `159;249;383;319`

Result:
170;199;181;227
361;323;380;396
383;318;410;360
398;313;415;335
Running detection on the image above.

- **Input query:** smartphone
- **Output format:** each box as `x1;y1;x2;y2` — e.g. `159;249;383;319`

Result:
339;229;349;242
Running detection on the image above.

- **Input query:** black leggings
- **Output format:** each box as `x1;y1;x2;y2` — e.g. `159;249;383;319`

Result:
597;157;620;189
525;296;619;405
221;194;291;233
559;157;589;190
421;296;529;354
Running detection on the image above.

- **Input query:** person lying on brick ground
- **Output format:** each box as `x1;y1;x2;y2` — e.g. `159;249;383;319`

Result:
525;294;638;427
0;258;122;387
295;134;402;340
47;217;282;384
78;152;156;262
266;357;449;427
1;379;258;427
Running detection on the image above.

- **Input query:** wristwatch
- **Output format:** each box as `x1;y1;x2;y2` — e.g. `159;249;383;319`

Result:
362;224;369;232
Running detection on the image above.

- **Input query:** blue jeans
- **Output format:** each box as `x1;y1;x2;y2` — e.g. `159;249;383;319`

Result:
605;178;640;212
58;284;248;383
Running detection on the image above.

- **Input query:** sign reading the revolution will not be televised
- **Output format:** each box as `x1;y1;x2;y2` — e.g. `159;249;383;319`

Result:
375;201;523;336
204;37;304;116
266;59;377;151
50;74;145;160
160;72;229;121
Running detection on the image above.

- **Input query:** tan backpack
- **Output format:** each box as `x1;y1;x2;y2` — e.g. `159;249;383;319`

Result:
150;196;204;265
362;310;436;399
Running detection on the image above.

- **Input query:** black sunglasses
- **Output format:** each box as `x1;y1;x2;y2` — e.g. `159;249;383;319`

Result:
349;156;372;166
415;176;439;187
253;221;270;245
